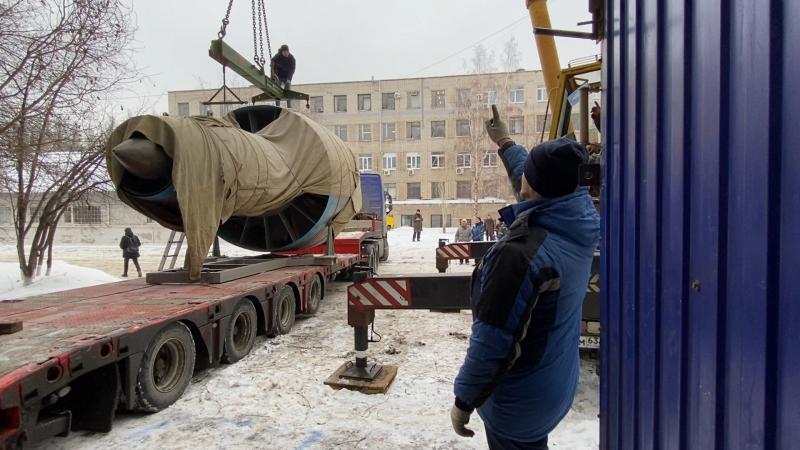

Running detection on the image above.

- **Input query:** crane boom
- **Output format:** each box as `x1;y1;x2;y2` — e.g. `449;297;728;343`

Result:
526;0;562;101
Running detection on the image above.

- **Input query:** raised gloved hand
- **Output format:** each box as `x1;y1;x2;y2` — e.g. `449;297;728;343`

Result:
450;404;475;437
484;104;511;146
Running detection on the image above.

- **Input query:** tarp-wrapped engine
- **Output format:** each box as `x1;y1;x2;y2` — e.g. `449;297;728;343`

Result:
105;105;362;280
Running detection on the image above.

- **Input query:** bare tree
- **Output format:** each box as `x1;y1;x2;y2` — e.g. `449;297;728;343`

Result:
0;0;138;284
457;44;497;217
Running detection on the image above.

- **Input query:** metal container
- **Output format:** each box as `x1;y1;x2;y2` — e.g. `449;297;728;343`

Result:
602;1;797;449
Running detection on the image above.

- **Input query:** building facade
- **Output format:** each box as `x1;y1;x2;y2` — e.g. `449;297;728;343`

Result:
168;70;569;229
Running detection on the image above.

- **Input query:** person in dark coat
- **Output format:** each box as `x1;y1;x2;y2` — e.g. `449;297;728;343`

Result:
470;217;485;242
450;105;600;450
484;215;496;241
270;44;296;108
412;209;423;242
119;227;142;277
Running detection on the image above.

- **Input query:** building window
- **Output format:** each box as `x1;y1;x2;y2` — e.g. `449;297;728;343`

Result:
385;183;397;199
335;95;347;112
483;90;497;108
401;215;414;227
431;214;443;228
431;89;446;109
456;181;472;199
456;120;471;137
71;205;103;224
536;85;547;102
431;182;444;199
456;88;470;107
383;153;397;170
509;87;525;103
220;103;238;116
407;91;421;109
406;121;421;140
358;154;373;171
310;96;324;112
536;114;551;132
407;182;421;200
509;116;524;135
482;151;498;167
483;179;499;198
335;125;348;141
177;102;190;117
431;120;446;138
358;94;372;111
382;92;396;110
406;153;421;170
382;122;396;141
456;153;472;169
0;207;11;224
359;124;372;142
431;152;445;168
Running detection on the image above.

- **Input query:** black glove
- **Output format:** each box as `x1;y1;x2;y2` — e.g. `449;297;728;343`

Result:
450;404;475;437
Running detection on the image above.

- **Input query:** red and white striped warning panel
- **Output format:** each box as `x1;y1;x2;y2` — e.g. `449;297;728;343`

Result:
436;243;471;259
348;279;411;308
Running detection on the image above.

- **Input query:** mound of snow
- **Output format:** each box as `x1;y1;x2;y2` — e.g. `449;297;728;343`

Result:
0;261;118;301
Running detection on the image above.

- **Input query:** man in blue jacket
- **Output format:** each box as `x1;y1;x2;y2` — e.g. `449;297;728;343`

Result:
451;105;600;449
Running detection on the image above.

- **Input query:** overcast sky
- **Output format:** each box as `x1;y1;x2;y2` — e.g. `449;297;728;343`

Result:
118;0;599;114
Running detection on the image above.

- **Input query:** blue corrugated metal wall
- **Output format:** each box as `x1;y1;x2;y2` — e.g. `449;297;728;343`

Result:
601;0;798;448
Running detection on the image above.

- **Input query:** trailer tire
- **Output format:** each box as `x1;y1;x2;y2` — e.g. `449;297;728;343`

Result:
379;239;389;262
136;321;195;412
301;274;323;317
274;286;296;335
222;299;258;364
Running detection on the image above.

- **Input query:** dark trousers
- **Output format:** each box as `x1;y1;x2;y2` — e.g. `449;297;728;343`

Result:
413;230;421;241
278;78;292;108
124;257;141;276
485;428;548;450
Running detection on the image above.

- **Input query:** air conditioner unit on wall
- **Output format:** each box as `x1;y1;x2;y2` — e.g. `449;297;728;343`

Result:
456;168;464;175
408;169;416;176
383;169;391;176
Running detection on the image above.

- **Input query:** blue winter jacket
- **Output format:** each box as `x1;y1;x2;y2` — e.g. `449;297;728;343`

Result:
471;222;486;241
453;143;600;442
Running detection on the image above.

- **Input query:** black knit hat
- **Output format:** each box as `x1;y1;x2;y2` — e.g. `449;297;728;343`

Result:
523;137;588;198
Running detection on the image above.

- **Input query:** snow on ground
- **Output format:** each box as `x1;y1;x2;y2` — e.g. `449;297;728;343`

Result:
0;261;118;301
23;227;598;449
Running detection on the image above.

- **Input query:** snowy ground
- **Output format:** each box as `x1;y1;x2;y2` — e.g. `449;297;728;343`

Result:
0;261;118;300
7;227;599;450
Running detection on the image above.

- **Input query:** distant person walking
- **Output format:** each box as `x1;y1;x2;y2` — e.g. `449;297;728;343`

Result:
470;217;485;242
270;44;296;108
484;215;496;241
454;219;473;264
119;227;142;277
412;209;423;242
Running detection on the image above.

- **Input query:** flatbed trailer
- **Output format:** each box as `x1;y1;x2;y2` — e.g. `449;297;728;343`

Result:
0;246;367;448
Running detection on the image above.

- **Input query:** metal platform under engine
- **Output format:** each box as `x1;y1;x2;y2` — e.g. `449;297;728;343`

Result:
146;254;338;284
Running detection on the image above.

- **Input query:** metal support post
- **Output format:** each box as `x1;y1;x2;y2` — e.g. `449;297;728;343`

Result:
579;86;590;146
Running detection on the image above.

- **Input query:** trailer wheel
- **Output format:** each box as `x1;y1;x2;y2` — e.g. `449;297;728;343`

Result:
301;275;323;316
136;322;195;412
379;239;389;262
222;299;258;364
274;286;297;334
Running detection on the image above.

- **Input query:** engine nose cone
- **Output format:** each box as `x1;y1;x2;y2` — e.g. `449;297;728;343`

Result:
112;138;171;180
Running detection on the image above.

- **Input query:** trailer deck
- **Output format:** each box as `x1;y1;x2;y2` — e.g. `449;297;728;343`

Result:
0;254;359;446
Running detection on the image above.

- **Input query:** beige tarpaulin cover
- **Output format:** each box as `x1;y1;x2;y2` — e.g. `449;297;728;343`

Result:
106;109;361;279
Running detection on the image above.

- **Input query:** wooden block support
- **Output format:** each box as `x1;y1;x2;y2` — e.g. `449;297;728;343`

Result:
324;363;398;394
0;320;23;335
